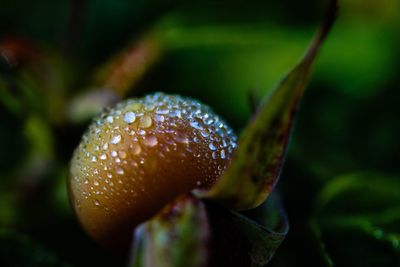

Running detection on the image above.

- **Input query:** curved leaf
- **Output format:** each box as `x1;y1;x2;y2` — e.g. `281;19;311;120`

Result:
130;193;289;267
202;0;338;210
206;192;289;267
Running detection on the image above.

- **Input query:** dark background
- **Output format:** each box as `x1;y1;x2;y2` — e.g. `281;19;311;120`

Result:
1;0;399;266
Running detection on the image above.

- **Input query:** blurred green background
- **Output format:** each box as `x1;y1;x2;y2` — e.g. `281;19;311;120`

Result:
0;0;399;266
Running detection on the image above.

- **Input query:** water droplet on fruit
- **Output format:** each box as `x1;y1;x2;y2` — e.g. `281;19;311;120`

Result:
123;112;136;124
111;135;122;144
143;135;158;147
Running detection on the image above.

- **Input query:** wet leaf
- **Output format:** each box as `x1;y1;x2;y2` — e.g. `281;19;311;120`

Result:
203;0;338;210
130;194;210;267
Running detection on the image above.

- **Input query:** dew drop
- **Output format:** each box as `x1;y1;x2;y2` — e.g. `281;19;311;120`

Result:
123;112;136;124
111;150;118;157
200;130;209;137
130;102;142;111
204;117;214;125
106;116;114;123
111;135;122;144
100;154;107;160
143;135;158;147
190;119;203;130
169;109;181;118
220;150;227;160
137;129;146;135
93;180;99;186
209;143;217;151
154;114;165;122
145;103;155;111
174;133;189;144
116;168;124;175
156;105;169;114
222;139;228;148
131;143;142;155
119;151;127;159
139;115;152;128
93;199;100;206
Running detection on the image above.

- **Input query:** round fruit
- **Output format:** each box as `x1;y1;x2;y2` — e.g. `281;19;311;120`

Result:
69;93;237;249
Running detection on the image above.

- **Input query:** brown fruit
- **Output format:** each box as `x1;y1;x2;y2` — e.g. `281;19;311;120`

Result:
69;93;237;249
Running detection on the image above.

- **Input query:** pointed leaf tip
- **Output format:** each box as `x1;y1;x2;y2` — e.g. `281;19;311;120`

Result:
202;0;338;210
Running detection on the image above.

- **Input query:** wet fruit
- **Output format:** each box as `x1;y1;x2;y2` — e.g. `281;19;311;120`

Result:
69;93;237;249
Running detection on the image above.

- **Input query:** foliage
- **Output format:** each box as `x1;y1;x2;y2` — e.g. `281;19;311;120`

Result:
1;0;399;266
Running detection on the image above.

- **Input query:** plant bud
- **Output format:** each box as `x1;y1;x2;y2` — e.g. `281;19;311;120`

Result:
69;93;237;249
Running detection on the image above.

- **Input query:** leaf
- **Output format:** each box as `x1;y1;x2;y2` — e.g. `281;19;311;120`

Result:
313;172;400;266
206;192;289;267
130;194;210;267
130;193;289;267
94;33;163;97
67;88;120;123
202;0;338;210
68;33;163;123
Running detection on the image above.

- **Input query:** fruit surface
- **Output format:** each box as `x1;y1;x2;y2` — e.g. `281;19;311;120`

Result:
69;93;237;248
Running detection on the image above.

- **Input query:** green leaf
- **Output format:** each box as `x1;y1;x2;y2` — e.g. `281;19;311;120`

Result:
130;193;288;267
206;192;289;267
315;172;400;215
202;0;338;210
313;172;400;266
